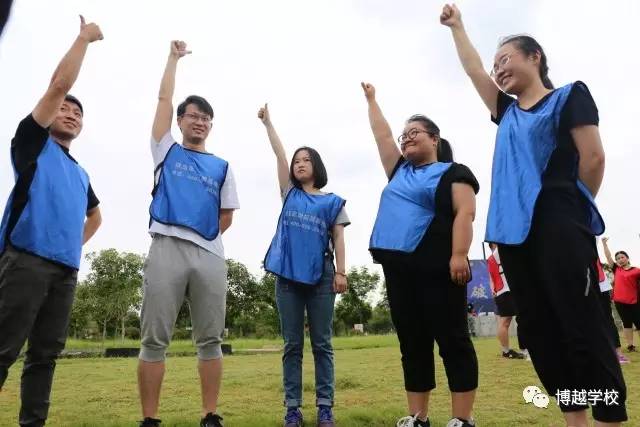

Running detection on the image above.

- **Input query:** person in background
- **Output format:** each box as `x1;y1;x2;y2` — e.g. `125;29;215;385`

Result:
602;237;640;354
487;243;527;360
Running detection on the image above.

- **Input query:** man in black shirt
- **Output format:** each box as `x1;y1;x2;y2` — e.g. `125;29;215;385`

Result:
0;16;103;427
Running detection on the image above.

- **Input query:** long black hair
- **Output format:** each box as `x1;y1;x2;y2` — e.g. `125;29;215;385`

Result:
290;146;328;189
615;250;630;260
406;114;453;162
499;35;553;90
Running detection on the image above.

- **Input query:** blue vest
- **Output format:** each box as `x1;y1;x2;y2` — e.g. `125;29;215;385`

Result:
0;138;89;269
370;161;452;252
149;143;228;240
264;187;345;285
486;83;605;244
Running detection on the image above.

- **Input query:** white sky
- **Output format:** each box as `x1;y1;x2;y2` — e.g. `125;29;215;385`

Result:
0;0;639;281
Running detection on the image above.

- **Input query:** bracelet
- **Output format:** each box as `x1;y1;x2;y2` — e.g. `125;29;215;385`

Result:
335;271;347;277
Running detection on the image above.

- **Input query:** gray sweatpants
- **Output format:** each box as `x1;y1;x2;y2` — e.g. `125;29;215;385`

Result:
139;235;228;362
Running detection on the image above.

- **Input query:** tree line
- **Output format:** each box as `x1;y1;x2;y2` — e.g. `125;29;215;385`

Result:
69;249;394;341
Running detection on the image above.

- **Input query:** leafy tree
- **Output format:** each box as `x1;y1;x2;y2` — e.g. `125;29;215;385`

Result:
82;249;144;341
334;266;379;329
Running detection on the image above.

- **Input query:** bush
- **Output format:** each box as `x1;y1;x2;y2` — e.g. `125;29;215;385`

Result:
333;320;347;336
255;323;278;339
367;306;394;334
125;327;140;340
172;328;192;340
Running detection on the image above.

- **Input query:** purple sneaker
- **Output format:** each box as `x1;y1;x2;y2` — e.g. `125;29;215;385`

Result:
317;406;335;426
284;408;304;427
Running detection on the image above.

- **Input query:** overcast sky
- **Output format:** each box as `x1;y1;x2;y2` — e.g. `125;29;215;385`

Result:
1;0;638;282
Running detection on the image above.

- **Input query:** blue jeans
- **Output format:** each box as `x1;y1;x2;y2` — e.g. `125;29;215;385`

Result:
276;256;336;408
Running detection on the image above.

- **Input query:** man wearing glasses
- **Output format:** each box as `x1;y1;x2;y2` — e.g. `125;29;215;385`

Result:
137;40;239;427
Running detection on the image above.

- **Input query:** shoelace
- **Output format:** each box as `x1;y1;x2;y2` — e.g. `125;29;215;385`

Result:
396;415;418;427
318;406;333;421
285;409;302;423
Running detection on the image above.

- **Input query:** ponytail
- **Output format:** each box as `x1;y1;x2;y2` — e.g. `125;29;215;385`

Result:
437;137;454;162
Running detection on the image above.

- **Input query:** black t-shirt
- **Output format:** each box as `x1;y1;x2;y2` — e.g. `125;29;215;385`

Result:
371;159;480;271
5;114;99;237
491;82;599;231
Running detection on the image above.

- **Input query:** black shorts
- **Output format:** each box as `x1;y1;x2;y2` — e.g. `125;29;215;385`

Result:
494;292;517;317
614;302;640;330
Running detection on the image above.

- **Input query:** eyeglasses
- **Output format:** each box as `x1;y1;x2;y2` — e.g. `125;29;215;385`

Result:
490;53;514;77
397;128;432;144
181;112;212;124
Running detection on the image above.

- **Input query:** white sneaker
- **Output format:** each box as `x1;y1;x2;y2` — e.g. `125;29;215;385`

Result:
397;415;418;427
446;417;475;427
396;415;430;427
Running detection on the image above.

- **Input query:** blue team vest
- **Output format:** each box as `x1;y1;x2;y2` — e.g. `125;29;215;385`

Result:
0;138;89;269
264;187;345;285
369;161;452;252
149;143;228;240
486;83;605;244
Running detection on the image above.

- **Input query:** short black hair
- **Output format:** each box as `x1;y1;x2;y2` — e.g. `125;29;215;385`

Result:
290;146;328;189
64;94;83;115
177;95;214;119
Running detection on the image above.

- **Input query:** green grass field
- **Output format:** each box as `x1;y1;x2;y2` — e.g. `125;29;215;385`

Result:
0;336;637;426
62;335;399;353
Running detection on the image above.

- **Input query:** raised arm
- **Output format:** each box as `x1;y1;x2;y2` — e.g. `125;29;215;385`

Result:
440;4;500;118
450;182;476;286
152;40;191;142
361;82;401;179
601;237;615;267
258;103;289;193
32;15;103;128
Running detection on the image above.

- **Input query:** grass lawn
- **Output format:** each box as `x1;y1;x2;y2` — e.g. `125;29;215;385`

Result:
62;335;400;353
0;336;637;426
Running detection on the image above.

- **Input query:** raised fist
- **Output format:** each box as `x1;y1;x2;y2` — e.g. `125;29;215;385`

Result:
170;40;192;59
79;15;103;43
440;4;462;28
258;103;271;125
360;82;376;101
